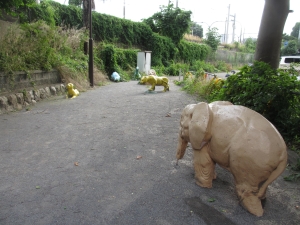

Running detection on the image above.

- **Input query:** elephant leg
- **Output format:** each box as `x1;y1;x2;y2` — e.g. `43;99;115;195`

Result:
240;192;263;217
193;145;215;188
235;183;263;217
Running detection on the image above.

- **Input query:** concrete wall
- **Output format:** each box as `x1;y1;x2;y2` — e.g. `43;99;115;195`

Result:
0;70;61;93
214;49;254;66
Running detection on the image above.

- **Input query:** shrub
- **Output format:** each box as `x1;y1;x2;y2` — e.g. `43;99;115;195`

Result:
179;73;224;100
281;40;298;56
209;61;300;141
96;43;139;81
164;63;189;76
190;60;216;73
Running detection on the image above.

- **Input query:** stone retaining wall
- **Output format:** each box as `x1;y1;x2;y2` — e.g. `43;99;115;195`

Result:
0;84;65;114
0;70;61;92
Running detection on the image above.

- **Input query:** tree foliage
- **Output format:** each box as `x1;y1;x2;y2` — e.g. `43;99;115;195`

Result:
9;1;209;67
142;2;192;44
68;0;82;7
0;0;35;12
282;33;297;41
290;22;300;39
205;28;221;52
191;22;203;38
281;40;298;56
244;38;257;53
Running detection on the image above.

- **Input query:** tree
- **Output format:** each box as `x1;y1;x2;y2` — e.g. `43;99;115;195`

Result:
244;38;257;53
290;22;300;39
191;22;203;38
69;0;82;7
205;27;221;52
281;40;298;55
142;2;192;44
282;33;296;41
0;0;35;13
255;0;291;69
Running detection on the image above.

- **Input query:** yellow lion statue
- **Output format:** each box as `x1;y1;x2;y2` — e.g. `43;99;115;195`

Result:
140;75;169;92
66;83;80;99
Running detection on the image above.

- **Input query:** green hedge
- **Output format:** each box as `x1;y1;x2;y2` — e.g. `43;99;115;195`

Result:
96;43;139;77
177;41;210;64
22;1;209;68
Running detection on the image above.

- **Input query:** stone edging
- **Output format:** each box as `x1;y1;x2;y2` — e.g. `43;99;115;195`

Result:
0;83;65;114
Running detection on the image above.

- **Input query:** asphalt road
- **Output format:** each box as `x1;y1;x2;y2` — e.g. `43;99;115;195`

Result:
0;78;299;225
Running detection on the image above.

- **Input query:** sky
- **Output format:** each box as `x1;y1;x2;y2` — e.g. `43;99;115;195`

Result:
52;0;300;42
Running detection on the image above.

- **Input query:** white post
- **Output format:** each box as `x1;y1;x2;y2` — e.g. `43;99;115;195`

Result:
232;14;236;43
226;4;230;43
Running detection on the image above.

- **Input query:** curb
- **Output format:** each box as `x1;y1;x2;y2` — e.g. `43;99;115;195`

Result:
0;83;65;114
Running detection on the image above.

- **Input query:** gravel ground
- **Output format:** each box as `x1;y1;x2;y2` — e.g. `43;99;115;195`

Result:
0;77;299;225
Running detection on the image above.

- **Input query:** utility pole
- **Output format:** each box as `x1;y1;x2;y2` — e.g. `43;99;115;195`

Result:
226;4;230;43
231;13;236;43
176;0;178;8
224;18;227;44
123;0;125;19
88;0;94;87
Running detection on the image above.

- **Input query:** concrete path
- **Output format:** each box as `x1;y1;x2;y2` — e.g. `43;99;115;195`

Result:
0;78;299;225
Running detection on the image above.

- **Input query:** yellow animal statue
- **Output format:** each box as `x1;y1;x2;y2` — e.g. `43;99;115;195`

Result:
66;83;80;99
140;75;169;92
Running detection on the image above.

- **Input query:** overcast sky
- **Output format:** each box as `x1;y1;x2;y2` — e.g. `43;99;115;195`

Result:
53;0;300;41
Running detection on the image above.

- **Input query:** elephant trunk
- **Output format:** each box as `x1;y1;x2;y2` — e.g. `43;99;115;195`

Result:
176;135;188;160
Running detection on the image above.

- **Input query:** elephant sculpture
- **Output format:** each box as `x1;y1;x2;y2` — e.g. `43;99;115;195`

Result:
176;101;287;217
140;75;169;92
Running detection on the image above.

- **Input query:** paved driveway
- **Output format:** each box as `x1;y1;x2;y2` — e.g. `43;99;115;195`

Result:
0;78;299;225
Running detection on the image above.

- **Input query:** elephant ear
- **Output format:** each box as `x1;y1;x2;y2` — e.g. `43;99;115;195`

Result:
189;102;212;150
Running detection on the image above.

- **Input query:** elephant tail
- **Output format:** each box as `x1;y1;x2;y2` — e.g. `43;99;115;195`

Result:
257;152;287;199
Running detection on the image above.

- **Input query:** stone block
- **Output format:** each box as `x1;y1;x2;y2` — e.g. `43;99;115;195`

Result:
33;89;40;101
15;93;24;105
24;91;32;104
0;96;12;112
44;87;51;97
7;94;18;109
60;84;65;92
15;93;24;110
39;88;47;99
50;86;57;95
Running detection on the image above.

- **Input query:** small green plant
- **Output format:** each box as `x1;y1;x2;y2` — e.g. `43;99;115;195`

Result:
190;60;216;73
164;62;189;76
284;158;300;181
284;173;300;181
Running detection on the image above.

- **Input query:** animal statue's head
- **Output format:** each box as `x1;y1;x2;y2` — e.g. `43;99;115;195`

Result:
66;83;74;90
140;76;147;84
